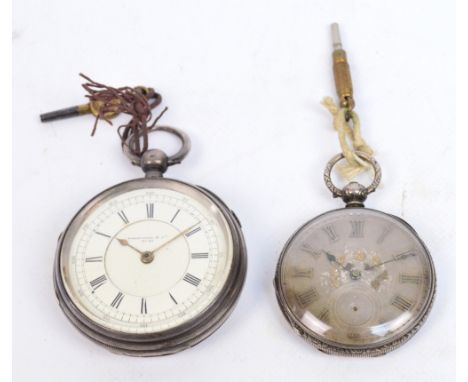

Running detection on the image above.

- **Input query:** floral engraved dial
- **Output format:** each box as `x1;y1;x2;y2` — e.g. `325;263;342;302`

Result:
60;186;234;334
277;208;435;349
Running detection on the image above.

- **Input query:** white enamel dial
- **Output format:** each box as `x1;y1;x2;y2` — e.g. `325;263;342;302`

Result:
60;186;234;334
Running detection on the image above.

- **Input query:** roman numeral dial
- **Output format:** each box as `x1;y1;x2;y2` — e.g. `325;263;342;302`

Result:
64;185;234;336
277;207;435;350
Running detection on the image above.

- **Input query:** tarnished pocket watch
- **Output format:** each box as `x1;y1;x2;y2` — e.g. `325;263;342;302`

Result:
53;126;247;356
274;153;435;356
274;25;435;357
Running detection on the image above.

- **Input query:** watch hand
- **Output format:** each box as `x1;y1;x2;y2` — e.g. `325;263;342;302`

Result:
365;251;416;271
117;238;146;256
324;251;353;272
150;222;201;255
371;270;389;290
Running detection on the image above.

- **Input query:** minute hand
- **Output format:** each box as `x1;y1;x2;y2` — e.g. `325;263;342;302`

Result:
150;222;200;255
365;251;416;270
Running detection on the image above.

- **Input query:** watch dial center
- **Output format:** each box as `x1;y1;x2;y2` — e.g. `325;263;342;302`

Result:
105;220;190;297
350;269;362;280
141;251;155;264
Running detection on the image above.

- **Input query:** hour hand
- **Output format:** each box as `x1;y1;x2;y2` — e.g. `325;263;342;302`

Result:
117;238;145;256
324;251;353;271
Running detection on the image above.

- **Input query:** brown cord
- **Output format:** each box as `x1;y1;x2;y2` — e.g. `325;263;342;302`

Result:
79;73;165;157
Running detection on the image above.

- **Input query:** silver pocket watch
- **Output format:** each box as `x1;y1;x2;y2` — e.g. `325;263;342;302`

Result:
53;126;247;356
274;152;436;356
274;24;436;357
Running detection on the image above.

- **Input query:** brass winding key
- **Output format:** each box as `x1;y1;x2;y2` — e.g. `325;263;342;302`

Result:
40;85;158;122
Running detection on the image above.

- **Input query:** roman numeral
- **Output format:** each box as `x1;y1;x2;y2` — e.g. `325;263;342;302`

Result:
391;295;413;311
89;274;107;291
292;267;313;278
191;252;209;259
350;220;364;238
318;308;330;323
110;292;124;309
183;273;201;287
185;227;201;237
296;287;319;307
169;292;178;305
140;298;147;314
85;256;103;263
117;211;129;224
347;332;361;340
170;209;180;223
146;203;154;218
399;274;422;284
322;225;339;243
377;226;392;244
94;230;111;238
300;243;320;257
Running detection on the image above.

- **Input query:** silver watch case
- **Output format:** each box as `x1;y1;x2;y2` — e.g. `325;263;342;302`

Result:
54;177;247;356
274;207;436;357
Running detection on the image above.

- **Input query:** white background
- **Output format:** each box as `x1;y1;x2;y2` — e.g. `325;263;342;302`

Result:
12;0;455;381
